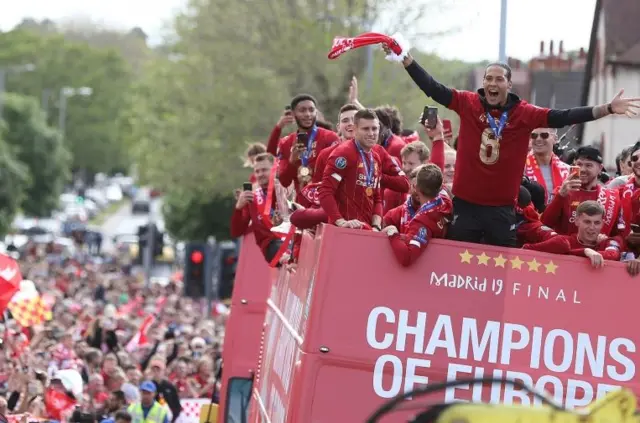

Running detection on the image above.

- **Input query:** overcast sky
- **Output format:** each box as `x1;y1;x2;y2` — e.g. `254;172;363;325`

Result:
0;0;596;62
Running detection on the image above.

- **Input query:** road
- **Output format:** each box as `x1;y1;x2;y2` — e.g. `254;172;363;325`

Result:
100;199;163;253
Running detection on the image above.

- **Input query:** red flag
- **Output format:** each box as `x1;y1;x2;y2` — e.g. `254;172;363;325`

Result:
0;254;22;315
125;314;155;352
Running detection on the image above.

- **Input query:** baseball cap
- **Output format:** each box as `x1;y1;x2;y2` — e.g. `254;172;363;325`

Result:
575;146;603;164
140;381;157;393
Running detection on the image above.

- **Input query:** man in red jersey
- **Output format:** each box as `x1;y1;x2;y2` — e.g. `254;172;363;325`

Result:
318;108;384;230
230;153;291;266
383;164;452;267
384;141;430;215
524;201;622;268
272;94;340;202
541;146;622;237
515;183;557;246
523;128;570;204
384;43;640;246
265;107;295;156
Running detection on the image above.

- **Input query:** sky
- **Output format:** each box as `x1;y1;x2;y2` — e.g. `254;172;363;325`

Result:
0;0;597;63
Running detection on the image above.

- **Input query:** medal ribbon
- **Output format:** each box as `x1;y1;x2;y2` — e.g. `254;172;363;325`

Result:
300;125;318;167
415;197;443;217
355;141;374;187
485;110;509;139
261;159;278;223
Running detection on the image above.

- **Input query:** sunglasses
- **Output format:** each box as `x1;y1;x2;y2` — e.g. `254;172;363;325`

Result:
530;132;551;140
629;155;640;165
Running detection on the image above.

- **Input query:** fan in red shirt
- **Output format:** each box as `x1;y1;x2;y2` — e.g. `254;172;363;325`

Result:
515;182;557;246
541;146;623;237
383;163;452;267
230;153;291;266
318;108;385;230
273;94;340;203
385;42;640;246
524;200;623;268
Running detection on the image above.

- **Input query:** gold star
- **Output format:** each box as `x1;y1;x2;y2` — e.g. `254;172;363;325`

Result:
527;258;541;272
459;250;473;264
493;254;506;268
510;256;524;270
476;252;490;265
545;261;558;274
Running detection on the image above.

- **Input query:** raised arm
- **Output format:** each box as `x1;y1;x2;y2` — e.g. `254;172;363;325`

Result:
400;53;454;108
546;89;640;128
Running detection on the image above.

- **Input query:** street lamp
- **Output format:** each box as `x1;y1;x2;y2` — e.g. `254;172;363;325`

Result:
58;86;93;139
0;63;36;117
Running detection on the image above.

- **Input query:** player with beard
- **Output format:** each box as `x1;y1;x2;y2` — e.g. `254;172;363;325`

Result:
523;128;570;204
382;164;452;267
375;106;406;162
541;146;622;237
230;153;291;266
318;109;385;230
384;44;640;247
272;94;340;203
524;201;622;268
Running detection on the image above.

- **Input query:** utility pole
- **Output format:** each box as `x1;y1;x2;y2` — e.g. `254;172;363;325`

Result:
0;64;36;118
499;0;508;63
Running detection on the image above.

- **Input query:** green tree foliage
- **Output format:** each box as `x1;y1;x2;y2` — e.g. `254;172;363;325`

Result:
0;122;29;235
122;0;476;239
0;29;135;176
1;93;70;217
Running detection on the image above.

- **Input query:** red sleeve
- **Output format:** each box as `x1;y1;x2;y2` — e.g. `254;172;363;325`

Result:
266;125;283;156
599;237;623;261
540;190;566;231
383;190;398;216
383;206;401;229
278;137;297;189
389;218;431;267
447;89;475;115
373;185;383;219
230;207;251;238
313;149;330;183
318;152;349;223
429;139;445;172
522;235;571;254
522;103;552;130
379;148;410;193
387;136;404;162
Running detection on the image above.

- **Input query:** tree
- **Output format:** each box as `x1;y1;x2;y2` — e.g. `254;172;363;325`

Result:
0;122;29;235
0;29;134;177
2;93;71;217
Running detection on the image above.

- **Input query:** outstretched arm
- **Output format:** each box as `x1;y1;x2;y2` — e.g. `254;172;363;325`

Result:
547;89;640;128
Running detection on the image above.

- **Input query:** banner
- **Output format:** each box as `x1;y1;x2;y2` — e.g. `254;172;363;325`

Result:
249;224;639;423
177;398;213;423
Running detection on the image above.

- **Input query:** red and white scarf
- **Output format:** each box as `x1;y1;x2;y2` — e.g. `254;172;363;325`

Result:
594;185;621;235
524;152;570;203
620;175;640;232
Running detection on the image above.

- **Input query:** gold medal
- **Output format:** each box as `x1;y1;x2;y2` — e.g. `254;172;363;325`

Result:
365;187;373;197
299;166;311;177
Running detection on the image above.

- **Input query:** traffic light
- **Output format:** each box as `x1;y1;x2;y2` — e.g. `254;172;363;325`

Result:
136;225;149;264
184;243;207;298
153;228;164;257
218;242;238;300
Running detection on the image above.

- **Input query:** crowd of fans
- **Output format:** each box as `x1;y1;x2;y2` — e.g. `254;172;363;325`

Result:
232;43;640;275
0;247;225;423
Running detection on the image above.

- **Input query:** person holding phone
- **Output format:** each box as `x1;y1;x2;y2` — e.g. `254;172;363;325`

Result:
541;146;622;237
269;95;340;203
523;128;571;204
383;42;640;247
617;142;640;260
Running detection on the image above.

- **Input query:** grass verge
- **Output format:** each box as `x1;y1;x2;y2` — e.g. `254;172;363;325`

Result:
89;200;128;226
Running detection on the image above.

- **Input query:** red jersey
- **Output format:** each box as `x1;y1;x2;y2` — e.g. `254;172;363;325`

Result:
381;134;406;162
315;142;409;194
523;234;623;261
388;195;453;267
230;186;283;254
618;175;640;237
278;126;339;202
541;185;622;236
318;140;384;225
447;90;550;206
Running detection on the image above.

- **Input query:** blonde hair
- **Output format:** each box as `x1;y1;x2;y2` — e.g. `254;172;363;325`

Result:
401;141;430;162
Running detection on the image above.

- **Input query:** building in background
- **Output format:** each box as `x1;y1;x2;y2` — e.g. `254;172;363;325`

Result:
581;0;640;169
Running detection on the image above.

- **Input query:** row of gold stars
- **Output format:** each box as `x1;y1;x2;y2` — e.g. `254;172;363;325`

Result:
459;250;558;274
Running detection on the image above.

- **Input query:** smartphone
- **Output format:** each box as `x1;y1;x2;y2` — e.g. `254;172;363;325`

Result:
569;166;580;179
284;105;292;116
421;106;438;129
442;119;453;139
631;224;640;233
296;133;308;146
242;182;252;192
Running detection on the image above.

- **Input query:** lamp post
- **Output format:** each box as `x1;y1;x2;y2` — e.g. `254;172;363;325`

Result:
58;86;93;139
499;0;508;63
0;63;36;117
